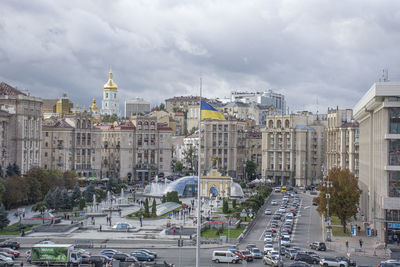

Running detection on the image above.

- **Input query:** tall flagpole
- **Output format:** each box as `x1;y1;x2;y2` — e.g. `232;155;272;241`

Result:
196;77;202;267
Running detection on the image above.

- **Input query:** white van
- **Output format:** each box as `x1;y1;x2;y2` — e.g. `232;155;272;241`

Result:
212;251;240;263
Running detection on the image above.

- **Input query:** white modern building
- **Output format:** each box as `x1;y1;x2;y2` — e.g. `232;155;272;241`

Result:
354;82;400;245
231;90;286;114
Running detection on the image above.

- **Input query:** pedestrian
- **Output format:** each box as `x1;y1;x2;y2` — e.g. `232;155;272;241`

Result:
99;225;102;232
359;239;363;248
20;261;23;267
173;228;176;234
346;240;349;250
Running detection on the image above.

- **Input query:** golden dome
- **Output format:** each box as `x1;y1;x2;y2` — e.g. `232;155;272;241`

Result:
90;97;99;111
104;68;118;91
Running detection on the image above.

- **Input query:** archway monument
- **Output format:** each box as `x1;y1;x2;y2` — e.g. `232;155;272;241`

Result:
200;168;232;198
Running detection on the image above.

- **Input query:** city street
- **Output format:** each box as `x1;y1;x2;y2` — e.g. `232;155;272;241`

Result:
11;191;387;267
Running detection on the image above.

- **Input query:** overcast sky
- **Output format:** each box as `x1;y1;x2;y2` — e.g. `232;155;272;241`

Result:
0;0;399;113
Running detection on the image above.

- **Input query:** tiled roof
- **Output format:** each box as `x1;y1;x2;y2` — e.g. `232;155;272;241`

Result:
43;118;73;128
0;82;27;96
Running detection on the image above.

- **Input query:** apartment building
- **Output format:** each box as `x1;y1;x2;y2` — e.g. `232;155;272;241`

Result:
201;119;247;178
41;112;102;177
0;82;42;174
262;112;327;186
244;131;262;177
354;82;400;244
125;97;150;117
326;108;359;177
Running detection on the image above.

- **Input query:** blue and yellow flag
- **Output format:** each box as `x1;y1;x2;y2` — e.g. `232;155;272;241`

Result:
200;101;225;120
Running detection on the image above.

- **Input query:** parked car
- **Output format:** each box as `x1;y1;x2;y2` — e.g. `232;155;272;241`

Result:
100;249;118;258
89;255;110;265
133;249;157;258
336;256;356;266
294;253;319;264
0;255;13;266
112;253;138;262
0;249;18;258
319;257;348;267
285;248;298;260
240;250;253;262
228;245;238;253
310;241;327;251
263;255;283;267
212;251;240;264
378;260;400;267
0;253;13;260
112;222;134;229
130;251;155;262
290;262;311;267
249;248;263;259
265;209;272;215
0;242;19;250
281;237;291;247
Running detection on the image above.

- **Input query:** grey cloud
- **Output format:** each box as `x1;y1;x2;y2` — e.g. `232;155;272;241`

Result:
0;0;400;113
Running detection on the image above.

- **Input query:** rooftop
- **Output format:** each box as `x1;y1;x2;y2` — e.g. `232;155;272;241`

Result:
0;82;27;96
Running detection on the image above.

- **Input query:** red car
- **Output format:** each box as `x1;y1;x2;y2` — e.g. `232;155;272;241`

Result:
0;248;20;257
240;250;254;262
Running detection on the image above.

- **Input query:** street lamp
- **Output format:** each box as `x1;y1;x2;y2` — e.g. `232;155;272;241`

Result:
324;174;333;242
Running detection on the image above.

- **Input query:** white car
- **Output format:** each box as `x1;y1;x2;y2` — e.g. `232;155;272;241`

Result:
280;237;291;247
265;209;272;215
271;200;278;205
264;244;274;254
264;236;273;243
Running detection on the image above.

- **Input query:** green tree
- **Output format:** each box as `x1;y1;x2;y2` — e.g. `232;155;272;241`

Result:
174;161;183;173
161;195;166;203
2;176;29;209
12;163;21;177
26;177;42;203
79;198;86;210
222;200;229;213
53;187;62;210
0;165;3;178
63;170;77;189
166;191;180;203
232;199;237;209
183;145;198;175
159;103;165;110
144;198;150;217
245;160;257;181
315;167;361;233
44;190;55;209
71;184;81;206
0;205;9;229
61;190;71;210
0;180;5;204
5;164;13;177
32;201;49;223
151;199;157;216
84;183;95;203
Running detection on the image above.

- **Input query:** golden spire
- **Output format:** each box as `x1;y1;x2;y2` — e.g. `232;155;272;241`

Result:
90;97;99;111
103;68;118;91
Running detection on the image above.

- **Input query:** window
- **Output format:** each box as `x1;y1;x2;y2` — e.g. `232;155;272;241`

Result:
106;93;108;98
389;171;400;197
390;108;400;134
45;152;48;157
160;157;163;163
45;132;48;137
389;140;400;165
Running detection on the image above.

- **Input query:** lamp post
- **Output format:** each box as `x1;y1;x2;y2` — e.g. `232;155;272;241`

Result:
322;164;333;242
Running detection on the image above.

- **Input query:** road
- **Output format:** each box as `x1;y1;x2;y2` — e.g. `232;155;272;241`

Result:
15;192;385;266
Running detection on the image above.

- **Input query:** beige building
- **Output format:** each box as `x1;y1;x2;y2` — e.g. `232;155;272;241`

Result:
42;112;102;177
353;82;400;244
0;82;42;174
244;131;263;177
55;94;74;116
262;112;327;186
201;119;247;178
326;108;359;177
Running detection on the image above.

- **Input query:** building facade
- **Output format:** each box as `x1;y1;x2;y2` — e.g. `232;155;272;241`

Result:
101;69;120;116
125;97;150;117
353;82;400;244
326;108;359;177
41;112;102;177
201;119;247;178
261;112;327;186
0;82;42;174
231;90;286;114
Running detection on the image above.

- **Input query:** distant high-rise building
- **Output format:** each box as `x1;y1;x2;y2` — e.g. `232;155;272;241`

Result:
55;94;73;116
231;90;286;114
125;97;150;117
101;69;120;117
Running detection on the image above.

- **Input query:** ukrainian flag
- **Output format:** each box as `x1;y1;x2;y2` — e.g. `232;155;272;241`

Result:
200;101;225;120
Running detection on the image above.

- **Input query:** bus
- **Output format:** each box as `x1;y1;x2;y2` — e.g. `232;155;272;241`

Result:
281;185;287;193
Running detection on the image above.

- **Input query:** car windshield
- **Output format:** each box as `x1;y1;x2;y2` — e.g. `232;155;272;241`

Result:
253;249;260;253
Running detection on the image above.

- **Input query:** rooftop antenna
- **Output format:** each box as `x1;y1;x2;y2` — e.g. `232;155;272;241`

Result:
316;96;319;115
379;69;389;82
